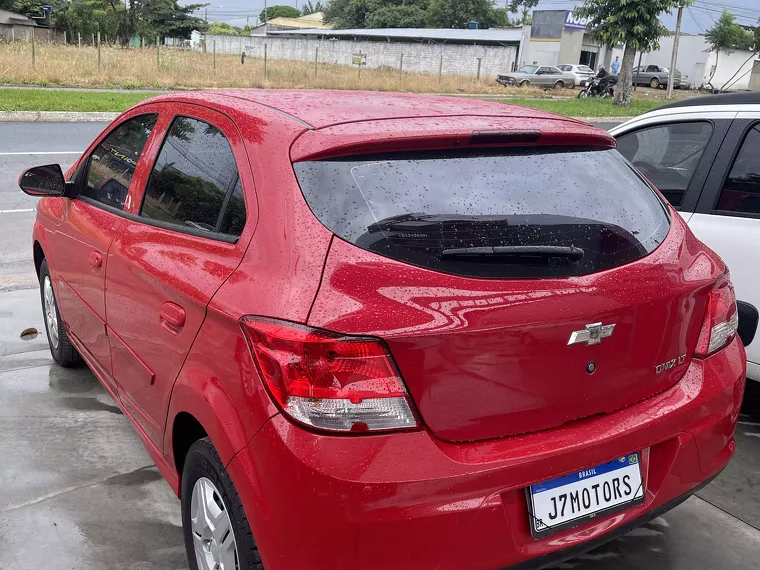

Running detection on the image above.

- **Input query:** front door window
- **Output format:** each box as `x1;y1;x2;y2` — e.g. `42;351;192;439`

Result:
83;114;158;210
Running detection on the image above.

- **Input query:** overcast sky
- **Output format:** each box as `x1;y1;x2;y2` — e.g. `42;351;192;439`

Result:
187;0;760;34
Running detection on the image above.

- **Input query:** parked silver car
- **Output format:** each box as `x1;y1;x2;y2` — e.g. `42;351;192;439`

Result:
496;65;572;89
633;64;683;89
558;64;595;87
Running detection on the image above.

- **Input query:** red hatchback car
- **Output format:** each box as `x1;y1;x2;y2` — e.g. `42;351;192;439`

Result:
20;91;745;570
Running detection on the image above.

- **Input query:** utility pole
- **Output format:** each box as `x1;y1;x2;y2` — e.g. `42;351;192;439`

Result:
263;0;267;22
666;2;684;99
205;7;208;22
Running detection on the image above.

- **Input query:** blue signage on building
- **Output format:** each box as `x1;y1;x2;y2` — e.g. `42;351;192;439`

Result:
564;10;590;30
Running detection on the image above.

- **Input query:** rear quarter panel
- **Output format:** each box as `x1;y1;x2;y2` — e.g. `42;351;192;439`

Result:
164;101;334;471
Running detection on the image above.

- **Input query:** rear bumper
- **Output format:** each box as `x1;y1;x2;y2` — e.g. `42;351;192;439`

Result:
227;338;745;570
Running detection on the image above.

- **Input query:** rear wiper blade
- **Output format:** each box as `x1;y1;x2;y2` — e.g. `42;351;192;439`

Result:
440;246;584;262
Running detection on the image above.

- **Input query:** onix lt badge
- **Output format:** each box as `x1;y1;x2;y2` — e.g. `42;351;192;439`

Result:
568;322;616;346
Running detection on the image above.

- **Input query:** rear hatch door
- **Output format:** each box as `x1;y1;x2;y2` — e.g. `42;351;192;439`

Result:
296;119;719;442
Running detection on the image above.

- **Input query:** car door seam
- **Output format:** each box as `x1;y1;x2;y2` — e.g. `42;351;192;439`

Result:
159;228;258;456
306;234;335;325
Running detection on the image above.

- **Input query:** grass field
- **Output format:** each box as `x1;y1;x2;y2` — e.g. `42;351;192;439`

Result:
498;97;667;117
0;88;150;111
0;42;674;117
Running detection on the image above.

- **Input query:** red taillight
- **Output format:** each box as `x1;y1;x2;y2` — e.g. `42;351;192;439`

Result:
240;316;417;433
694;272;739;358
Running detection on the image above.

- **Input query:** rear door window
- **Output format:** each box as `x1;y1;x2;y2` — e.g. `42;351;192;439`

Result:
616;122;713;207
140;116;246;238
294;148;670;279
715;124;760;214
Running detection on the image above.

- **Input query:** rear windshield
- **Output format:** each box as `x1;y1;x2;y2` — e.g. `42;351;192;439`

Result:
294;148;670;279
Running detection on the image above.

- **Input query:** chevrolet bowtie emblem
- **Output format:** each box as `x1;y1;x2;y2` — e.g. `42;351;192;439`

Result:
568;322;616;346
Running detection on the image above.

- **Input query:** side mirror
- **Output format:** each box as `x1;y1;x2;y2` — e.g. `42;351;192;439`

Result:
18;164;72;197
737;301;758;347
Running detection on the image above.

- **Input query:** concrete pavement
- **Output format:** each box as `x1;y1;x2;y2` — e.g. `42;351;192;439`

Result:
0;289;185;570
2;286;760;569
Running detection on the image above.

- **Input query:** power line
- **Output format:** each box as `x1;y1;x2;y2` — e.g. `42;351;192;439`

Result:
700;0;717;24
687;5;706;32
689;2;760;21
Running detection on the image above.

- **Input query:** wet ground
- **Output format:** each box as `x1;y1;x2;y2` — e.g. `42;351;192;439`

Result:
2;122;760;569
2;287;760;569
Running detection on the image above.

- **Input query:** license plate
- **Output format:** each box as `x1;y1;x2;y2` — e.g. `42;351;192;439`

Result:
526;453;645;538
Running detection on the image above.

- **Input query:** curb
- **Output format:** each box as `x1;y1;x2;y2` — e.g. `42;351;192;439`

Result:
0;111;120;122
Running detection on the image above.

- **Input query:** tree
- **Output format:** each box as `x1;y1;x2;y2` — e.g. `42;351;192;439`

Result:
705;9;755;89
324;0;427;29
508;0;537;25
207;21;241;35
322;0;373;29
365;5;429;28
301;1;324;16
574;0;683;107
142;0;207;40
427;0;504;29
323;0;507;29
261;5;301;21
66;0;126;39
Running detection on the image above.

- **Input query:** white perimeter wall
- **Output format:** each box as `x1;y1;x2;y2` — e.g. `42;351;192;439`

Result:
204;34;518;77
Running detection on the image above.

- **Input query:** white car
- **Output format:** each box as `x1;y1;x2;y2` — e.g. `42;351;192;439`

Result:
610;91;760;381
558;64;595;87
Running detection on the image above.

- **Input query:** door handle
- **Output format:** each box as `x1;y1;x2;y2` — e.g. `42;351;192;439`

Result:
160;302;186;334
88;251;103;268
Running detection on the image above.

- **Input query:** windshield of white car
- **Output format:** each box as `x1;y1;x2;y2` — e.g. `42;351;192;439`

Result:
518;65;538;74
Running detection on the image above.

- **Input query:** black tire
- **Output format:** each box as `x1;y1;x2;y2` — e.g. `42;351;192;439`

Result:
182;438;263;570
39;259;81;367
578;89;589;98
519;80;530;87
552;81;564;90
649;77;659;89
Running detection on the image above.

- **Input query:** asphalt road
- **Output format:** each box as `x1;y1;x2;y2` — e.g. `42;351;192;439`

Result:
0;122;106;291
0;121;624;291
2;121;760;569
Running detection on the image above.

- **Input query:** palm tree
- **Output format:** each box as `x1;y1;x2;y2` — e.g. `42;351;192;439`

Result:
301;1;324;16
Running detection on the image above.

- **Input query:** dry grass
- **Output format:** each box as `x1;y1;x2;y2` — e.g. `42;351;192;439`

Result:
0;41;556;96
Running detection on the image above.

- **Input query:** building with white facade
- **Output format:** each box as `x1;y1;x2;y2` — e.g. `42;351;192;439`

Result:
521;9;758;91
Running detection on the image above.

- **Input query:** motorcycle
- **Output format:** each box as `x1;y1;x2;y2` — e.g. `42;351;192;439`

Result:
578;75;617;98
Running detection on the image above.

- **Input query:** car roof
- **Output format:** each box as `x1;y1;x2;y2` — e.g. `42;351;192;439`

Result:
146;89;593;131
658;90;760;111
